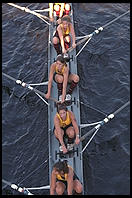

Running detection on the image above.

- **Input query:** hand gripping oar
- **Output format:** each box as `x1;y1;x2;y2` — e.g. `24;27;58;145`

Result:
71;101;130;150
2;72;58;104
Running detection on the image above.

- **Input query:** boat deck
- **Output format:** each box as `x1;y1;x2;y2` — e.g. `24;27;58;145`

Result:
48;4;84;193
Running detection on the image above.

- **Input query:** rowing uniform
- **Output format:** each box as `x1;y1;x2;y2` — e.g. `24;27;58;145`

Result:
57;111;72;128
53;23;71;54
53;111;73;140
53;63;65;82
56;166;80;187
54;23;71;39
53;63;70;83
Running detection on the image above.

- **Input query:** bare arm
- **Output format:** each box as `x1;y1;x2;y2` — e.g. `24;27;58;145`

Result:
67;167;74;195
54;115;68;153
61;66;69;103
45;63;55;99
50;170;56;195
69;111;80;144
69;111;79;136
57;25;66;54
70;23;76;46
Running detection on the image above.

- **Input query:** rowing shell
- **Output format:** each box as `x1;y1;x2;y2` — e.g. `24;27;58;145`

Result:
48;3;84;194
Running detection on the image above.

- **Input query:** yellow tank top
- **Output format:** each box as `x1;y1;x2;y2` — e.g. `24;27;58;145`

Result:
60;24;70;36
56;165;73;181
56;111;71;128
55;64;65;75
56;173;68;181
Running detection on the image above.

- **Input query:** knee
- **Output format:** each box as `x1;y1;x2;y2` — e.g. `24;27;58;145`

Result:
73;74;79;83
67;130;75;138
54;129;64;138
75;184;83;193
65;36;71;43
53;37;59;44
55;75;63;83
56;187;64;195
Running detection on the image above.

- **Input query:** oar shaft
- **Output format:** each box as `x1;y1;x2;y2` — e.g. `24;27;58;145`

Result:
80;127;97;142
113;101;130;116
2;72;17;82
79;101;130;143
102;10;130;29
2;179;12;186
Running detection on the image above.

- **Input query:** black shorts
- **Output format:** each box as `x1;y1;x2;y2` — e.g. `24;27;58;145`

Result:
53;30;70;41
56;172;80;188
53;71;71;83
53;122;73;139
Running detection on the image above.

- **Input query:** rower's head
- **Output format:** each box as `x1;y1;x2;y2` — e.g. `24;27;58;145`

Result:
61;15;71;28
56;54;66;70
53;160;69;174
57;104;67;120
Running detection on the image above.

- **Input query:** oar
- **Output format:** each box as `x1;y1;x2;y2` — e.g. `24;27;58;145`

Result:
7;3;51;25
2;72;58;104
67;9;130;54
2;179;33;195
71;101;130;149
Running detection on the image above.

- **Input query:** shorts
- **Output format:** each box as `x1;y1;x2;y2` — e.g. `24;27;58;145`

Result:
53;71;71;83
56;172;80;188
53;122;73;139
53;30;70;41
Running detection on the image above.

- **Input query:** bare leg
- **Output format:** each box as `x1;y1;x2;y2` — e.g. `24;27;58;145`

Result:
54;128;68;153
66;126;75;144
53;37;61;55
55;74;63;96
56;181;66;195
73;179;83;194
67;74;79;94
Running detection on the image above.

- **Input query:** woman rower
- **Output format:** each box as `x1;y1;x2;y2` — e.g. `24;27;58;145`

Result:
53;104;80;154
50;160;83;195
45;55;79;103
53;15;76;55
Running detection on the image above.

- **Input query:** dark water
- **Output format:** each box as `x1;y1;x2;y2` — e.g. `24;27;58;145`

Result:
2;3;130;195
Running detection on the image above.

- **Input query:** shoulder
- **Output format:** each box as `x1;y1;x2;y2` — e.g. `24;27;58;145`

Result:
52;168;57;175
64;64;69;72
51;62;56;68
69;23;73;29
51;169;57;179
50;62;56;71
57;24;62;31
68;110;74;118
54;113;59;122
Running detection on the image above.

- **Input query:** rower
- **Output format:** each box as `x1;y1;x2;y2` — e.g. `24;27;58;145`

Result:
50;160;83;195
49;3;71;22
45;54;79;103
53;104;80;154
53;14;76;55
